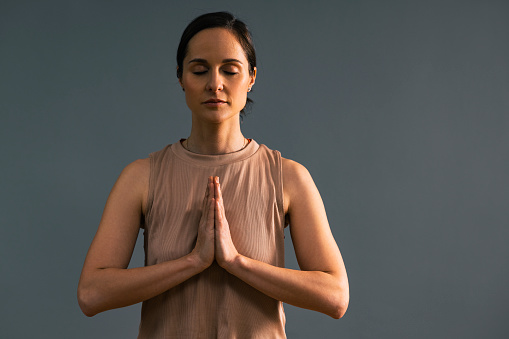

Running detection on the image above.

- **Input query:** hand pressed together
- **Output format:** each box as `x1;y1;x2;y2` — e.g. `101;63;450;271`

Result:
192;176;215;269
213;176;240;269
191;176;239;271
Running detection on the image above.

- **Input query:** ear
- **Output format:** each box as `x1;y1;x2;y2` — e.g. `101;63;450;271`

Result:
248;67;257;89
177;66;184;90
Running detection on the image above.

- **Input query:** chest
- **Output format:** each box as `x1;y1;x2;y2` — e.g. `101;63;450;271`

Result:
144;161;285;265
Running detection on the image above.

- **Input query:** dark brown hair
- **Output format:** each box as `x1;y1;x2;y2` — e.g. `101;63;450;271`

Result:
176;12;256;115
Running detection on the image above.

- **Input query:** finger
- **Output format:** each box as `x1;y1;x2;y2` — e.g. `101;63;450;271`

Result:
206;198;215;233
214;176;218;195
207;196;215;224
214;199;222;226
214;176;223;203
215;198;227;226
201;178;213;216
217;183;226;214
201;197;213;232
201;176;211;209
214;179;228;222
209;178;215;213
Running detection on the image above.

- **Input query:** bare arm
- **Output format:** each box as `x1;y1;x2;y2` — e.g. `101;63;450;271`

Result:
214;159;349;318
77;161;215;317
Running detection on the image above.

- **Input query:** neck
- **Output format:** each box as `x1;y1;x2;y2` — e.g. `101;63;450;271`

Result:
185;116;246;155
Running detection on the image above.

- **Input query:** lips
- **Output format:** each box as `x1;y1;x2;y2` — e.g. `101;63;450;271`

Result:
203;98;227;104
202;98;228;108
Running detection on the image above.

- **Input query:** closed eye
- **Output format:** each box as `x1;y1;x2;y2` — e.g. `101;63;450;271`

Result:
191;70;238;75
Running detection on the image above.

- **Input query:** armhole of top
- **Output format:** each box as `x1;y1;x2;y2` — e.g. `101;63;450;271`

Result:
274;150;287;229
144;152;157;227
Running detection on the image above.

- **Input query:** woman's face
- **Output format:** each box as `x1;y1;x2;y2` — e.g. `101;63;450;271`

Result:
180;28;256;123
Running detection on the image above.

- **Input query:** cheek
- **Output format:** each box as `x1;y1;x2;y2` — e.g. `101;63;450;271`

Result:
231;78;248;95
232;88;248;107
183;79;202;100
182;72;202;89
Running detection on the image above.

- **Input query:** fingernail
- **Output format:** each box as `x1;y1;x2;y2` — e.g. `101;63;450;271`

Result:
215;176;219;183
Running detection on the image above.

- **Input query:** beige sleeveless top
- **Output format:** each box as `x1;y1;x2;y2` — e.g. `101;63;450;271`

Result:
138;139;287;338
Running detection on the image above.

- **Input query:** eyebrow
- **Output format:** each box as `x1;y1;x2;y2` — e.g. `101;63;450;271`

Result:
187;58;243;65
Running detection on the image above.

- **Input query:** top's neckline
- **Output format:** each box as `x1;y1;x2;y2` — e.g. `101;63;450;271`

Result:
172;138;259;166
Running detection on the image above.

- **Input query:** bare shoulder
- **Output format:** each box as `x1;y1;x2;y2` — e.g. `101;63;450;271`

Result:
282;157;311;182
281;157;316;214
120;158;150;181
112;158;150;213
282;157;315;192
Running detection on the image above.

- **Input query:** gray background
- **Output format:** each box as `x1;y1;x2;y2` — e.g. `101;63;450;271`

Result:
1;0;508;338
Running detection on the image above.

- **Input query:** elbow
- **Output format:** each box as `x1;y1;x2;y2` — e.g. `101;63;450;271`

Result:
328;286;349;319
330;298;349;319
77;285;100;317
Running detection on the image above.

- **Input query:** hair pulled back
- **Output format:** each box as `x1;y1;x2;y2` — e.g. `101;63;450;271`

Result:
176;12;256;115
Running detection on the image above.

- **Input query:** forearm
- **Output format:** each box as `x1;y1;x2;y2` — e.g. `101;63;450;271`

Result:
78;253;205;317
225;255;349;319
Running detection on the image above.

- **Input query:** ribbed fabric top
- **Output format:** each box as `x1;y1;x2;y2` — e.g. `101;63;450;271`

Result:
138;139;287;339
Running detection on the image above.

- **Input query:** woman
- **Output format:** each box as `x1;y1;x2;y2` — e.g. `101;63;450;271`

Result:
78;11;349;338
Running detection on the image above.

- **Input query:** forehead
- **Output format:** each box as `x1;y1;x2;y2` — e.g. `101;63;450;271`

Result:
185;28;247;63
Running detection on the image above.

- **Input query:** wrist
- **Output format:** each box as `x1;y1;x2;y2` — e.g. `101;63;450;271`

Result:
223;253;244;274
187;251;211;273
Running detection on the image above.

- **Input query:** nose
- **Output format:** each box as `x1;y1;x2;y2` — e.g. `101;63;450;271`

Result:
206;69;224;92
